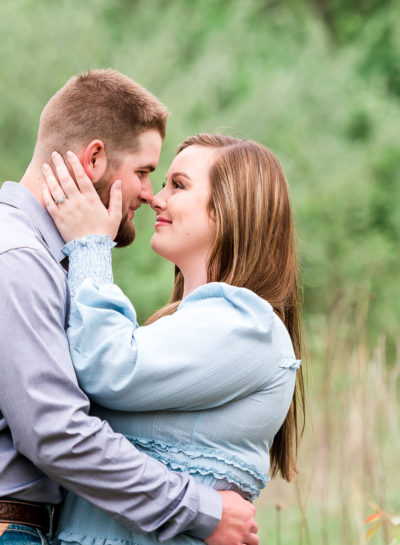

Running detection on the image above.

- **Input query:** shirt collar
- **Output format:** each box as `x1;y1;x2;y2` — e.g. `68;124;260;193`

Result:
0;181;66;263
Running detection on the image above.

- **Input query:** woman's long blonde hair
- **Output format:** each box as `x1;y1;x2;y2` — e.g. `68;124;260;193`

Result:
147;134;305;481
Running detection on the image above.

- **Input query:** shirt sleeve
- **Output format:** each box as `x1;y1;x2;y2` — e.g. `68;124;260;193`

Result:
65;237;290;412
0;247;221;542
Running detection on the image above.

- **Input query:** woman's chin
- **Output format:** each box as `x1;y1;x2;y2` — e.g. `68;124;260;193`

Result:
150;237;168;259
150;239;181;269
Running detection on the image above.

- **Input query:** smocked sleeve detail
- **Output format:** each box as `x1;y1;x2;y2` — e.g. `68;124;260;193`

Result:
62;235;116;298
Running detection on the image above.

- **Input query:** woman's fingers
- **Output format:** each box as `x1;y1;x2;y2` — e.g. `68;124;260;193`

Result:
51;151;80;197
41;181;60;219
42;162;69;203
108;180;123;223
66;151;97;195
41;151;120;242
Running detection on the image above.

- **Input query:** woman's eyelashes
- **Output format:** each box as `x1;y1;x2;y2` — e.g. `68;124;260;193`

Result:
171;178;183;189
161;179;183;190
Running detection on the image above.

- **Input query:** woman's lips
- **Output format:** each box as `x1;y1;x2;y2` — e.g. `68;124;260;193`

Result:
155;216;172;227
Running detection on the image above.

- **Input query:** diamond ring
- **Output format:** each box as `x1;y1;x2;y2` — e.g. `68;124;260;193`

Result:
55;195;67;205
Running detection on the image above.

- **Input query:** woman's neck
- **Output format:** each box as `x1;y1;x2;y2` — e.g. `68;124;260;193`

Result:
182;267;208;299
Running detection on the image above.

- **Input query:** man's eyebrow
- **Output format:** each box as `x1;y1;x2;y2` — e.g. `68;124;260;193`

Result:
138;164;156;172
167;171;192;180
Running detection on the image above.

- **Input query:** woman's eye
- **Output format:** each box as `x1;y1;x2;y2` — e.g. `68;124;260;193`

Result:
162;179;182;189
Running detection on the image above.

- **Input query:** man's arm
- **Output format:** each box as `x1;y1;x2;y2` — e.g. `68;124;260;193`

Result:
0;247;257;544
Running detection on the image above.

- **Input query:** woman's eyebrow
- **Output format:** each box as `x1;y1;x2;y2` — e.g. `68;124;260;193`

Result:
167;171;192;180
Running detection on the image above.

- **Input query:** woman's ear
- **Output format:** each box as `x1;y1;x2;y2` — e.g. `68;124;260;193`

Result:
82;140;107;181
208;205;216;222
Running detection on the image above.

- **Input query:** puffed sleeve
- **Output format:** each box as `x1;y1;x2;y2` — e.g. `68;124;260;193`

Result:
66;236;299;411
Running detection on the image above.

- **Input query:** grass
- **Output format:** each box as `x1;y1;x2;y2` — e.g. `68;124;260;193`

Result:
255;296;400;544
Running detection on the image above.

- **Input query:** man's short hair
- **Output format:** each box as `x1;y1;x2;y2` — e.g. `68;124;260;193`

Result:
36;69;169;158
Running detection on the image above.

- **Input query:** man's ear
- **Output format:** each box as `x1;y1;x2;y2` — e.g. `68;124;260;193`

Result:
81;140;107;182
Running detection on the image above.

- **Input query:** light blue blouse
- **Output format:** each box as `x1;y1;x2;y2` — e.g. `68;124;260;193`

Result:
56;235;301;545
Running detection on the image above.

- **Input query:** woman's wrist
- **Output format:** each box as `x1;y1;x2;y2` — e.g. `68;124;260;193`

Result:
62;234;116;256
63;235;116;298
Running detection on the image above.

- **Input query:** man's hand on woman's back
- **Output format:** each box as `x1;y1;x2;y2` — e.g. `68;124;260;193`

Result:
205;491;259;545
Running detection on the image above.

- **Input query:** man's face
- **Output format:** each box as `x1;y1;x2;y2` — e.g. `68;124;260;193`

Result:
96;129;163;247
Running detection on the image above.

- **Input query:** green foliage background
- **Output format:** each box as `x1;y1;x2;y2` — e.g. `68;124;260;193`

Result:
1;0;399;339
1;0;399;541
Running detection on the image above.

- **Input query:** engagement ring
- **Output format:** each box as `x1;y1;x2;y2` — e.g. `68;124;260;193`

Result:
55;195;67;204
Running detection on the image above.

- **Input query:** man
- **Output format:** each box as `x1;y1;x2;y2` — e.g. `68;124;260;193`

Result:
0;70;258;545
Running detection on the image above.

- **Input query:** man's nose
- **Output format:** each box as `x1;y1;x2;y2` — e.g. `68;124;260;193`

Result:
140;177;153;204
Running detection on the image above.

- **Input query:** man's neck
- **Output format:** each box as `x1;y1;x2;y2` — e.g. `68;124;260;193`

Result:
20;162;46;206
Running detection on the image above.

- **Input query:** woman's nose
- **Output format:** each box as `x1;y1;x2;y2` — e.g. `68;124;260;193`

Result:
150;188;166;211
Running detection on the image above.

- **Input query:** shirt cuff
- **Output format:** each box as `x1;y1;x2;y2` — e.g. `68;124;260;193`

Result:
62;235;116;298
185;485;222;539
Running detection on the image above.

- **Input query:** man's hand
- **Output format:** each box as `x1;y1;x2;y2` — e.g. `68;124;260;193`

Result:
205;491;259;545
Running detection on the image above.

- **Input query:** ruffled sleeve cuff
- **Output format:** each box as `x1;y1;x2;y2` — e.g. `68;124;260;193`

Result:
279;358;302;370
63;235;116;298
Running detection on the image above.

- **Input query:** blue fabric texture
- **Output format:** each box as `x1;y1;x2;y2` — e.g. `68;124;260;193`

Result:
57;235;301;545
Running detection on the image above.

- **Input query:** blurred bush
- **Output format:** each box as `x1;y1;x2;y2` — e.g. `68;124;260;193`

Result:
0;0;399;341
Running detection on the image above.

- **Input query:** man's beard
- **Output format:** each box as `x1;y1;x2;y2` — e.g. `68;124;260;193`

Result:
95;178;136;248
114;212;136;248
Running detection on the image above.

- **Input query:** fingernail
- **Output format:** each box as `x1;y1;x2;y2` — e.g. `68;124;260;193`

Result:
66;151;73;159
42;163;50;172
115;180;121;189
52;151;59;160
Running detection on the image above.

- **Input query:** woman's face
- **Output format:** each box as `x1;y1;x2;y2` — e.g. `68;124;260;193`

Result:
150;145;216;273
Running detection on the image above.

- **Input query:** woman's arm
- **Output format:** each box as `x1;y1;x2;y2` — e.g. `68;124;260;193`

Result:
66;240;294;412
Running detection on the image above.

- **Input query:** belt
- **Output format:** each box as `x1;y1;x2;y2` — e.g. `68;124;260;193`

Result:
0;498;51;534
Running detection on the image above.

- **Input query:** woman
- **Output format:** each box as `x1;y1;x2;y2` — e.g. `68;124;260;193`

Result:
42;134;304;545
